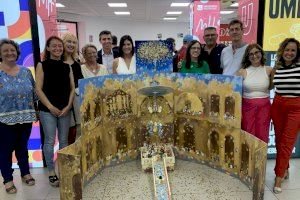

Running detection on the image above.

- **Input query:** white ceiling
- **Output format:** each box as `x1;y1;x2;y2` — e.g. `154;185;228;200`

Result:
56;0;238;23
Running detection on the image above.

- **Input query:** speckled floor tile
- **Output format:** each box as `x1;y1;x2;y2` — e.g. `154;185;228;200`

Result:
83;160;253;199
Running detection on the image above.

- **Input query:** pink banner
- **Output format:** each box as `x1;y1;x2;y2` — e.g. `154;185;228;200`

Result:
192;0;220;44
36;0;58;38
219;24;232;46
237;0;259;44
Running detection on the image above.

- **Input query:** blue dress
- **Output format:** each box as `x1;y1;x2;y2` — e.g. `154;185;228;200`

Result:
0;66;38;125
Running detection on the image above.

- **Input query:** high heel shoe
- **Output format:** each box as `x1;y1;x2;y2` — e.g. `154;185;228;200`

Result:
273;177;283;194
273;186;282;194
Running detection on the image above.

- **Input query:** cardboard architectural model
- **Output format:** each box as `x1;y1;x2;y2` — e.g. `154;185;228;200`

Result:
57;41;267;200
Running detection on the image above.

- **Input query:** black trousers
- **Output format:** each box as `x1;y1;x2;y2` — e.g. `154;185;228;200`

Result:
0;122;32;184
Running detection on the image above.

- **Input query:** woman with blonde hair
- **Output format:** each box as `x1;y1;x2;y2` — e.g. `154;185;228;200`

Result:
236;44;272;143
270;38;300;193
62;33;83;141
81;44;108;78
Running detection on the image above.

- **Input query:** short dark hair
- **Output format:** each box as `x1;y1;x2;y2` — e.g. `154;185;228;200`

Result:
119;35;134;58
99;30;112;40
204;27;216;32
112;35;118;45
229;19;244;30
0;39;21;61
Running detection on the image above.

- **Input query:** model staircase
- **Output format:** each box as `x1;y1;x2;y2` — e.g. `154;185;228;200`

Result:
152;157;171;200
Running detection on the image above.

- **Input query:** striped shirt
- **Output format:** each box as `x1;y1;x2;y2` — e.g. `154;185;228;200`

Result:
273;63;300;97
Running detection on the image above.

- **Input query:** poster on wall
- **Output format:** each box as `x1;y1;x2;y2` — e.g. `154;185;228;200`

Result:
219;24;231;46
263;0;300;51
57;21;77;38
36;0;58;57
192;0;220;43
0;0;43;168
237;0;259;44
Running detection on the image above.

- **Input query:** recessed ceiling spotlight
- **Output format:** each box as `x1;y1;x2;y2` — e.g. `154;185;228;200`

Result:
163;17;177;20
220;11;234;14
114;11;130;15
108;3;127;7
170;3;190;7
167;11;182;15
56;3;65;8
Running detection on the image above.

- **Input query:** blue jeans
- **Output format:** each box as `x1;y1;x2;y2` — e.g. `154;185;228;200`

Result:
0;122;32;184
40;111;71;171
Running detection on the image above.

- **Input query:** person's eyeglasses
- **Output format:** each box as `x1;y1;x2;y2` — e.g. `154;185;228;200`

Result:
249;51;261;58
191;47;201;50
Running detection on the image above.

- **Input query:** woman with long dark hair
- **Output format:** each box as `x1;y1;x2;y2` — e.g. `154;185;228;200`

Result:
179;40;210;74
35;36;75;187
112;35;136;74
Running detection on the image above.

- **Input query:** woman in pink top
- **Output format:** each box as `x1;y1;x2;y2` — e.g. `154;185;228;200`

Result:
236;44;272;143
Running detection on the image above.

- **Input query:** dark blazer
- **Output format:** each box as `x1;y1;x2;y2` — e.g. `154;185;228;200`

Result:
97;49;119;64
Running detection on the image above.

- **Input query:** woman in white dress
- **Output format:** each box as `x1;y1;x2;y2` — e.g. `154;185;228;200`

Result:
81;44;109;78
112;35;136;74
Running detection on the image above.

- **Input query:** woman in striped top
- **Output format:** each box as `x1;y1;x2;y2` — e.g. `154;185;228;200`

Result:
270;38;300;194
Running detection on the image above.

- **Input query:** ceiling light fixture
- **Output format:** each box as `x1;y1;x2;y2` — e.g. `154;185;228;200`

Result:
56;3;65;8
170;3;190;7
220;11;234;14
163;17;177;20
108;3;127;7
167;11;182;15
230;3;239;7
114;11;130;15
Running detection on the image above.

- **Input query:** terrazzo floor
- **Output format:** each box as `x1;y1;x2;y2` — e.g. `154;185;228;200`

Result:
83;160;252;200
2;159;300;199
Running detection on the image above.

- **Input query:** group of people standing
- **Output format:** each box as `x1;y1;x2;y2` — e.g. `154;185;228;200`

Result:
0;18;299;195
0;30;136;193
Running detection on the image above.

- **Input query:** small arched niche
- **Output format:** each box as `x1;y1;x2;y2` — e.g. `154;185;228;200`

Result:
225;135;235;168
241;142;250;175
96;136;102;160
116;126;128;150
183;124;195;150
210;94;220;116
210;130;219;156
94;97;102;122
84;103;91;124
225;96;235;119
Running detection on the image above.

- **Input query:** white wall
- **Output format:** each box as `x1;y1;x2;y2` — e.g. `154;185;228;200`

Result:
57;12;189;52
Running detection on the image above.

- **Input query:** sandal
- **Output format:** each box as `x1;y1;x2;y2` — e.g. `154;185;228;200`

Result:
49;175;59;187
5;182;17;194
22;175;35;186
273;177;283;194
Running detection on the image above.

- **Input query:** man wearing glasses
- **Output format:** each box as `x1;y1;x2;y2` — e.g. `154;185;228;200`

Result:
220;19;248;75
202;27;226;74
